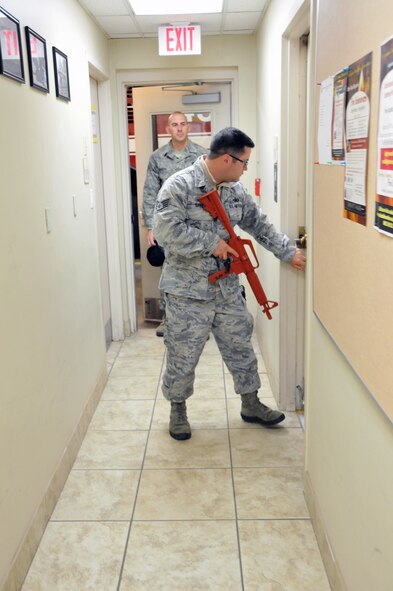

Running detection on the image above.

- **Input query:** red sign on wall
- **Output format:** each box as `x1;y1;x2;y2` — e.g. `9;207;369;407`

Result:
158;25;201;56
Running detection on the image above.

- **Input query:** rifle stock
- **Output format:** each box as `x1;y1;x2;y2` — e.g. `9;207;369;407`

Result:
198;189;278;319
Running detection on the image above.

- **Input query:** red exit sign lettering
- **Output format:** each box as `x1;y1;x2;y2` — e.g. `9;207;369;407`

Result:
159;25;201;56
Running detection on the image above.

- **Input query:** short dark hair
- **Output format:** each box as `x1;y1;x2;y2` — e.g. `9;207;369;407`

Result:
208;127;255;159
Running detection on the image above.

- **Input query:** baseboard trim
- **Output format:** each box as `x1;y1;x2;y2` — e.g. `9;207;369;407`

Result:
304;470;347;591
1;366;108;591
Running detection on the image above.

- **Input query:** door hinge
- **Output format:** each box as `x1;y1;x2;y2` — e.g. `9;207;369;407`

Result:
296;384;304;410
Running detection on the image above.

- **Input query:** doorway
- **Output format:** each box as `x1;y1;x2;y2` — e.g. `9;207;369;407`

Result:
89;77;112;347
126;80;233;328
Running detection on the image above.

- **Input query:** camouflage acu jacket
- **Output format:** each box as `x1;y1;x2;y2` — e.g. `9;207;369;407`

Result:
153;156;296;300
142;139;207;228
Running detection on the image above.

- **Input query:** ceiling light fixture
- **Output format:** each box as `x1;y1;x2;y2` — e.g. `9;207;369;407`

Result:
129;0;223;16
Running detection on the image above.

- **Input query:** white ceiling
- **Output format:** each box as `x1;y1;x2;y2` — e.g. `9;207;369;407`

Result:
77;0;268;38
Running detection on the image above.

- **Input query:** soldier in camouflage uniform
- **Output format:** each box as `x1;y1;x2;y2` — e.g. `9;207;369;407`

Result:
153;127;306;440
142;112;206;336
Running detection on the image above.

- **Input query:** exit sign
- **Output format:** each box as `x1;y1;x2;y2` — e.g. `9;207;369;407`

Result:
158;25;201;56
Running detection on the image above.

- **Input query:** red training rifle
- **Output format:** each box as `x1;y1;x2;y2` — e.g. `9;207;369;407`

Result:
198;189;278;319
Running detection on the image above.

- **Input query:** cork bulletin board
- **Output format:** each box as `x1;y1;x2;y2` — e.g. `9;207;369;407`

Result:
314;0;393;422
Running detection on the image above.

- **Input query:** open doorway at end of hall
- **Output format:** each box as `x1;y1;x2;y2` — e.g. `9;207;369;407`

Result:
126;81;233;331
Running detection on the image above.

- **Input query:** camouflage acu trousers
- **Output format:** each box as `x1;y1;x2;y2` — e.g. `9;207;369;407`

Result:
162;287;261;401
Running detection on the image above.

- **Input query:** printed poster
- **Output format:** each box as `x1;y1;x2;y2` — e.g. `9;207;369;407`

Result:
344;53;372;225
375;36;393;236
317;76;334;165
332;69;348;162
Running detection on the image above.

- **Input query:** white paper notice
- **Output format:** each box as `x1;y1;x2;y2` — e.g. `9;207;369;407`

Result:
377;68;393;198
344;91;370;206
318;77;334;164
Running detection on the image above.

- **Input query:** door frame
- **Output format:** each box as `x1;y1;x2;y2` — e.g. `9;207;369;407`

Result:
116;67;239;334
279;1;312;410
88;63;124;341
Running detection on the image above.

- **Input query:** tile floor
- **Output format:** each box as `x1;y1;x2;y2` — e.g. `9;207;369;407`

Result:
21;327;331;590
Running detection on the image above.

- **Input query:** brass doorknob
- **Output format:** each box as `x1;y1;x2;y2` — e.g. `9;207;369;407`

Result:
296;228;307;249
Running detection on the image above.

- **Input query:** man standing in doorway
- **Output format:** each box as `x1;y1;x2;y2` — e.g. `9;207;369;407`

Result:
142;111;207;336
153;127;306;441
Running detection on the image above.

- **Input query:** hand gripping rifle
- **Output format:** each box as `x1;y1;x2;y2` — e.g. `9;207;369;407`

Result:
198;189;278;319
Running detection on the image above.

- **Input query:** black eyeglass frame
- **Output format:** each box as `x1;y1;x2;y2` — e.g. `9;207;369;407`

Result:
228;153;249;166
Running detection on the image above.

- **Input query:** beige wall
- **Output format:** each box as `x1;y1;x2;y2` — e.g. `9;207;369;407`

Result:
305;322;393;591
0;0;109;587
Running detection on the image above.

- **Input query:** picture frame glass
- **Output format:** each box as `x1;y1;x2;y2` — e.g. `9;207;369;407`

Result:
0;8;24;82
27;31;48;90
54;49;70;100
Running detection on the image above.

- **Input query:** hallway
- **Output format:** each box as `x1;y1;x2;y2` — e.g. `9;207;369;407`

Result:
21;328;330;590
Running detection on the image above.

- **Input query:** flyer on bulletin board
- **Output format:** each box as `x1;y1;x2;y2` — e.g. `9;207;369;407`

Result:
375;36;393;236
344;53;372;225
317;76;334;164
332;68;348;162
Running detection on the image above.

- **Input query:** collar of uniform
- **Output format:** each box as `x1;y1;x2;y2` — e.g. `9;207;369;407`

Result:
196;155;216;189
198;155;238;191
164;140;191;158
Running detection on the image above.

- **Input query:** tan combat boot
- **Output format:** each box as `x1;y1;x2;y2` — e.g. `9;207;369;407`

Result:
241;392;285;426
169;401;191;440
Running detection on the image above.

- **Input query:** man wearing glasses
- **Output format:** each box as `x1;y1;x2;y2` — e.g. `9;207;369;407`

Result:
142;111;206;336
153;127;306;441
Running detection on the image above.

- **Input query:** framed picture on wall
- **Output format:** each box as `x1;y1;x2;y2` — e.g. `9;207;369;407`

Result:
52;46;70;101
25;26;49;92
0;6;25;83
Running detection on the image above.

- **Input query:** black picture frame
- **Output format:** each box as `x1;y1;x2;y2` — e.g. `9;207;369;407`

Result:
52;46;70;101
0;6;25;83
25;26;49;92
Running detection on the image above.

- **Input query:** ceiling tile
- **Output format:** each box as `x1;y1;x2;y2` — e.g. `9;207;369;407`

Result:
136;14;222;34
79;0;130;17
226;0;267;11
224;12;261;30
95;15;139;35
78;0;266;38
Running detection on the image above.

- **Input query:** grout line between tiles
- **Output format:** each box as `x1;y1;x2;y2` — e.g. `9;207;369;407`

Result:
115;340;165;591
223;361;246;591
49;516;312;524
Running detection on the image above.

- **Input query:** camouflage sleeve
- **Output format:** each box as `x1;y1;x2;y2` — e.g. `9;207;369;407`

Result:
142;154;162;228
239;189;296;263
153;179;220;258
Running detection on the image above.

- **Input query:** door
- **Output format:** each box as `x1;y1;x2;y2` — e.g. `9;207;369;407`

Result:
295;34;308;410
279;4;310;412
89;77;112;346
132;82;232;324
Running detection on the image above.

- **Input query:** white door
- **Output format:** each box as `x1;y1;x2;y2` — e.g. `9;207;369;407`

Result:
132;82;232;323
279;6;310;412
89;77;112;345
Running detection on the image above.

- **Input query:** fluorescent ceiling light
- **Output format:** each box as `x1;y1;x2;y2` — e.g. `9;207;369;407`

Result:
129;0;223;16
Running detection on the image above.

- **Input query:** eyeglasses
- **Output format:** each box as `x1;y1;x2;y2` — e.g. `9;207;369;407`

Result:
228;153;249;167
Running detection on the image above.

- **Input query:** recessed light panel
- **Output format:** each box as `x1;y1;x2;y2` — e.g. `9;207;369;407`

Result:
129;0;223;16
